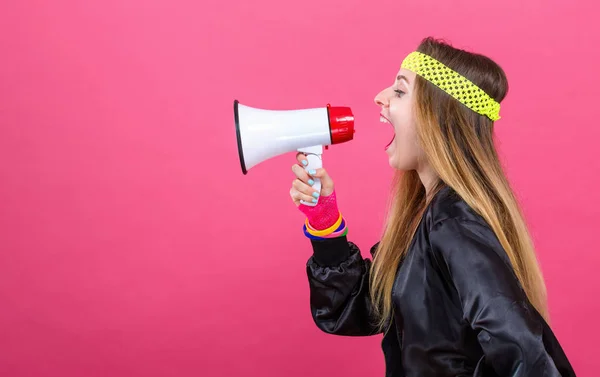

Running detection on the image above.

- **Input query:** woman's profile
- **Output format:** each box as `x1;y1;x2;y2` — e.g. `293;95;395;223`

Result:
289;37;576;376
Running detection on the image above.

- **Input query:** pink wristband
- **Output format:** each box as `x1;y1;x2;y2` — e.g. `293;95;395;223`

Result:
298;189;340;230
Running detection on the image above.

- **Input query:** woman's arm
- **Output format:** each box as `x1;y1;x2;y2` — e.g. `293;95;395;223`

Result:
306;236;382;337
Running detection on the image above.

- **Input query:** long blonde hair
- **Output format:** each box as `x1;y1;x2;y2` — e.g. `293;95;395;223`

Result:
369;37;549;331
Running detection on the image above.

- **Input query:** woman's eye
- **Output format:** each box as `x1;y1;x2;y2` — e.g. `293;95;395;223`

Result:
394;89;405;97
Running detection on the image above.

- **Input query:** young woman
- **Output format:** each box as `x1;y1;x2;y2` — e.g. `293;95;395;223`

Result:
289;37;576;376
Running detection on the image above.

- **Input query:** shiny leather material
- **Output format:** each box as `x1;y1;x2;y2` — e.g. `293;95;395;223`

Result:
306;186;576;376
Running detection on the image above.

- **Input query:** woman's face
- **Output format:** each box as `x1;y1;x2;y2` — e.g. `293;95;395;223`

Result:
374;68;424;171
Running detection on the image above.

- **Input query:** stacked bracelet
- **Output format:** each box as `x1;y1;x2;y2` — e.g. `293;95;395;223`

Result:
303;212;348;240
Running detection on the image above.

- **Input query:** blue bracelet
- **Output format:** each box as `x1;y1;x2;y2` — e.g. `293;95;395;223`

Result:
303;224;327;240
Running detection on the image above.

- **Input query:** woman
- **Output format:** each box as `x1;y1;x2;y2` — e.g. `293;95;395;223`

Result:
289;37;576;376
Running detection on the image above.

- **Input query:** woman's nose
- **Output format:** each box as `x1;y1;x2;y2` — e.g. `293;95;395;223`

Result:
374;89;389;107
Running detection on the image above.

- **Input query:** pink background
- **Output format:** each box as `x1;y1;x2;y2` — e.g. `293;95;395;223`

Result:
1;0;598;376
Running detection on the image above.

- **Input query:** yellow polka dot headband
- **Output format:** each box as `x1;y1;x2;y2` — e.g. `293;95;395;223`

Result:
401;51;501;121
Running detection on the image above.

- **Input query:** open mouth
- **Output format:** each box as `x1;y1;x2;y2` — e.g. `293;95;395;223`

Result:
380;114;395;149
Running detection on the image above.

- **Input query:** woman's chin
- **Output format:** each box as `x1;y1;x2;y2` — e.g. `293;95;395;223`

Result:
385;146;397;167
386;144;406;170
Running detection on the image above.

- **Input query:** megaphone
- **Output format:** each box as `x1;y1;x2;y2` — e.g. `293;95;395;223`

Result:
234;99;355;206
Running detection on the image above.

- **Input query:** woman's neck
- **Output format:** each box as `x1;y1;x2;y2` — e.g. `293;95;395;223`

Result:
417;162;440;199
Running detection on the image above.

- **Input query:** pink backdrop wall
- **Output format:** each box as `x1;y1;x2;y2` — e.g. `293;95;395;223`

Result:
1;0;598;376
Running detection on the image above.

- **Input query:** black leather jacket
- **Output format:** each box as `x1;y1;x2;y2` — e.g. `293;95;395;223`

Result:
306;186;576;376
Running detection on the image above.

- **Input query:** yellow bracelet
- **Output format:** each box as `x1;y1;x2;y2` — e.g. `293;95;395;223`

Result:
305;212;343;237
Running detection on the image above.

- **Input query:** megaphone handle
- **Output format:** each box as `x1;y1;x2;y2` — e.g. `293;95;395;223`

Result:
299;152;322;207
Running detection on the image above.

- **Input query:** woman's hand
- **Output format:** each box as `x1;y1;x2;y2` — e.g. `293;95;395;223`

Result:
289;153;335;207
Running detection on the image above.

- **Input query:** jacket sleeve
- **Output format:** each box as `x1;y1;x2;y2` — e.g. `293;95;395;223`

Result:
429;218;576;377
306;236;382;336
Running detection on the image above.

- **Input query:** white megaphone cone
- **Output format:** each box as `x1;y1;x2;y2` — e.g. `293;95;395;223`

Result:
234;99;355;206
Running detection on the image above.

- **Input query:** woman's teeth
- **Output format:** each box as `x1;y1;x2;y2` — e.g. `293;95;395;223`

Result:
380;116;390;123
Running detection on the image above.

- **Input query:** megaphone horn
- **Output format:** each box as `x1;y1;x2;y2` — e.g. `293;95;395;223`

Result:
234;100;355;206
